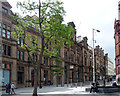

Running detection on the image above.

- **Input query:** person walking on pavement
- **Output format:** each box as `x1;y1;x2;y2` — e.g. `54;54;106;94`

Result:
90;81;99;93
7;83;11;94
11;83;16;94
5;84;8;93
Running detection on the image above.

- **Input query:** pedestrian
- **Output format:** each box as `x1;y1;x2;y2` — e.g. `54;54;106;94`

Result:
5;84;8;93
44;78;46;85
11;83;16;94
48;80;51;86
90;81;99;93
7;83;11;94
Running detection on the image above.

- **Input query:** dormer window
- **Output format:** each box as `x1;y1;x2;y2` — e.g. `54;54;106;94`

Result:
2;7;8;14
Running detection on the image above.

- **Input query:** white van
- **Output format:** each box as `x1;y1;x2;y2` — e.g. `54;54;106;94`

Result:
116;74;120;86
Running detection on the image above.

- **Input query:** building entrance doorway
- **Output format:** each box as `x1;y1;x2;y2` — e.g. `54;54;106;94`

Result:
31;70;34;86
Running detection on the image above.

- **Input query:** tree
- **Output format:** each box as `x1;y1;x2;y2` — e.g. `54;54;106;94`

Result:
12;0;74;96
51;48;63;87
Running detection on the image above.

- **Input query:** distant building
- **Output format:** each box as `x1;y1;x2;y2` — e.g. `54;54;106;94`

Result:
94;45;108;80
114;1;120;75
108;58;115;76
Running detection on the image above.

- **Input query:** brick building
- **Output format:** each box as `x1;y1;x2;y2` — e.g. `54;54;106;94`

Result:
114;1;120;75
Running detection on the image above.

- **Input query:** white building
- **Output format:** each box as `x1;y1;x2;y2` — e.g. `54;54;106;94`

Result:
108;58;115;76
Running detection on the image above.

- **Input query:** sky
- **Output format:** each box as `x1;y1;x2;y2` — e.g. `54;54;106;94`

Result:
6;0;120;66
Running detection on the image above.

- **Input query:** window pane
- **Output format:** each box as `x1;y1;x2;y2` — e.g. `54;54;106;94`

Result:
17;50;20;59
3;24;6;29
2;7;8;14
7;31;11;39
2;29;6;37
36;55;37;61
18;38;20;44
21;51;24;60
8;46;11;56
21;39;24;45
0;44;1;56
0;28;1;36
7;26;11;30
3;44;6;55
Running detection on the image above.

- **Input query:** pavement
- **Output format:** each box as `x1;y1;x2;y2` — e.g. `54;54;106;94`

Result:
0;81;120;96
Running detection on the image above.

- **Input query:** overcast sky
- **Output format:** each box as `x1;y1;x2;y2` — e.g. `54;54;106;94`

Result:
7;0;120;66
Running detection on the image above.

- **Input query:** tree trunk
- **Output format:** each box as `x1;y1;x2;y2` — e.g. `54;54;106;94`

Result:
33;69;38;96
56;75;58;87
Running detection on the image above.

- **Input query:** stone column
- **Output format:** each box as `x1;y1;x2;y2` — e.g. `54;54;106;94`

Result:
41;69;44;86
24;66;27;87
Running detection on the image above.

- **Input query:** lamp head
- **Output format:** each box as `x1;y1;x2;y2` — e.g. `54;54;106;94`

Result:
96;30;100;32
93;29;100;32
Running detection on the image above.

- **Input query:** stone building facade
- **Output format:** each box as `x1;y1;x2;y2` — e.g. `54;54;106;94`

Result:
108;58;115;76
79;37;93;82
0;2;18;87
0;1;109;88
94;45;108;80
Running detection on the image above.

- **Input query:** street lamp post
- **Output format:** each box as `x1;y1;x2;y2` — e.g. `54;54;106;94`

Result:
93;28;100;82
